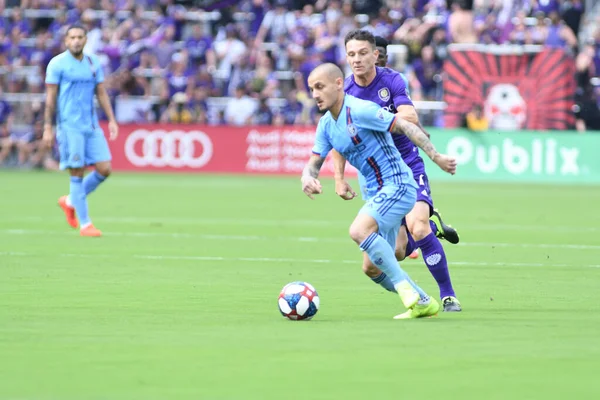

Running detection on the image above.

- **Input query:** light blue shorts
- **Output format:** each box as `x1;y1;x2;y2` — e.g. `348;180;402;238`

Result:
358;184;417;248
57;129;111;170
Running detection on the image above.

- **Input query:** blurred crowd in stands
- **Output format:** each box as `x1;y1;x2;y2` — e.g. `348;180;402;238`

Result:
0;0;599;168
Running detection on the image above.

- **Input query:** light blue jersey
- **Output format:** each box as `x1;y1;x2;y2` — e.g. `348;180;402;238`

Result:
312;94;417;199
46;51;111;169
312;94;418;247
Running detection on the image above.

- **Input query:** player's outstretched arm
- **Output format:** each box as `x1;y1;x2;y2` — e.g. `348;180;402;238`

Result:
301;154;326;199
390;117;456;175
332;150;356;200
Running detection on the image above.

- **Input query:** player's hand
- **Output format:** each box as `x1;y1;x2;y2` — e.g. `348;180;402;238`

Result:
433;154;457;175
301;176;322;199
42;125;55;150
108;120;119;141
335;179;357;200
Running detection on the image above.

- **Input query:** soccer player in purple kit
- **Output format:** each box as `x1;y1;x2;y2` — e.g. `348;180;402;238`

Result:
333;30;462;312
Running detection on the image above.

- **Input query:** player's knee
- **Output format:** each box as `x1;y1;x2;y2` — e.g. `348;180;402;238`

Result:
96;164;112;177
348;224;365;245
348;223;376;245
410;220;431;241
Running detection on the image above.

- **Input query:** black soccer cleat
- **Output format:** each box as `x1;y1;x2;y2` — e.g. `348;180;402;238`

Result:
430;208;460;244
442;296;462;312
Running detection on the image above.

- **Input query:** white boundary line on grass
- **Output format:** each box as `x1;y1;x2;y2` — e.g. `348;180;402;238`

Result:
1;228;600;251
1;251;600;268
2;216;599;233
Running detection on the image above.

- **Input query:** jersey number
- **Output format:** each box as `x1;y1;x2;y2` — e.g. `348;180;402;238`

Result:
373;193;388;204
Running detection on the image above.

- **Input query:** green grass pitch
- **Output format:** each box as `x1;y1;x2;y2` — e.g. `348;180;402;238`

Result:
1;171;599;399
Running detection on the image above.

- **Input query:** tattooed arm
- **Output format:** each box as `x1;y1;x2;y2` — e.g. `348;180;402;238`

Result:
301;154;326;199
390;116;438;161
390;117;457;174
396;105;431;138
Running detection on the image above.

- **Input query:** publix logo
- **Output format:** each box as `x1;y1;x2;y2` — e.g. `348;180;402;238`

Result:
447;136;582;176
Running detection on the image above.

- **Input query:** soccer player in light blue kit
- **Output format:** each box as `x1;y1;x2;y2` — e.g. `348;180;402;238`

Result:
301;63;457;319
43;25;119;237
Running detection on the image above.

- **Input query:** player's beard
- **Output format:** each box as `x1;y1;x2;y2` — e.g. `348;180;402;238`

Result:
69;46;84;58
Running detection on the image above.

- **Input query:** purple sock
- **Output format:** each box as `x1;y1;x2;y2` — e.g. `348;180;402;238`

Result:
415;232;455;299
429;220;438;235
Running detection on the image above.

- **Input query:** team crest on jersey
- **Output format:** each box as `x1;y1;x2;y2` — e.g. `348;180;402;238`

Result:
378;87;390;102
347;123;358;136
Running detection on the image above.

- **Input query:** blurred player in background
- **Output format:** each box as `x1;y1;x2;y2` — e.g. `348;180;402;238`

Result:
333;30;462;312
302;63;457;319
43;25;118;237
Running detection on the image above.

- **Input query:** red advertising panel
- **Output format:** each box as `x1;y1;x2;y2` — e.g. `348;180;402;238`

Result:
443;48;576;130
103;123;358;176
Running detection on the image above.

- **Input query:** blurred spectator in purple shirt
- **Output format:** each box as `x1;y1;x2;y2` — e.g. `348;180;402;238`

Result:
185;24;213;67
165;52;195;98
412;45;441;100
253;97;273;125
534;0;559;15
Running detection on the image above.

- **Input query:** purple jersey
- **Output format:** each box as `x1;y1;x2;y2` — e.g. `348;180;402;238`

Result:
344;67;418;165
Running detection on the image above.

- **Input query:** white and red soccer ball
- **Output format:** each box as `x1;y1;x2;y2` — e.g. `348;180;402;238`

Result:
278;281;320;320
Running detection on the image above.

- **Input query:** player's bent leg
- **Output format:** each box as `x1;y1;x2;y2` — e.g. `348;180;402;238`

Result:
95;161;112;177
362;253;397;293
67;167;101;237
84;127;112;197
406;202;433;241
83;160;111;196
394;224;408;261
352;186;436;317
397;222;422;260
406;202;460;311
58;166;83;229
363;223;411;292
349;213;420;308
362;253;382;278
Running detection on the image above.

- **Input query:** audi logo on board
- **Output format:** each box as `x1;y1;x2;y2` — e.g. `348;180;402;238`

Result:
124;129;213;168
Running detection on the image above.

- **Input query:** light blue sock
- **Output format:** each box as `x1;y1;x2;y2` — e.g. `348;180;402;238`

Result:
70;176;90;226
83;170;107;196
371;272;397;293
360;232;428;299
360;232;410;285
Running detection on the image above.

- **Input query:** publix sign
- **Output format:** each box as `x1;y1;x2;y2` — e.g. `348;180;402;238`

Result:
423;130;597;184
448;137;581;176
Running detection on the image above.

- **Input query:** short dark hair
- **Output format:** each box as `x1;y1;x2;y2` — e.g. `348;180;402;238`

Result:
344;29;376;48
66;24;87;36
375;36;389;49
